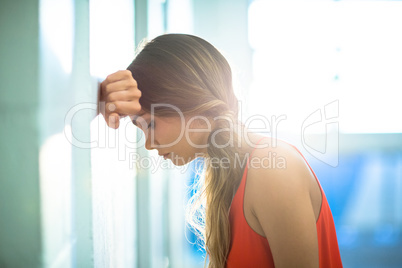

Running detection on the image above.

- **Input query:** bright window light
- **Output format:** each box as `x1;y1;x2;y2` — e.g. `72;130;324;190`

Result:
90;0;135;77
40;0;74;73
248;0;402;134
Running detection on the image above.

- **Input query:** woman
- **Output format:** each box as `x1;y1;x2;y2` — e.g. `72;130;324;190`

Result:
100;34;342;268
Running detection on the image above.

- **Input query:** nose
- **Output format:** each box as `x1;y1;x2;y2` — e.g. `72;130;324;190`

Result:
144;135;155;151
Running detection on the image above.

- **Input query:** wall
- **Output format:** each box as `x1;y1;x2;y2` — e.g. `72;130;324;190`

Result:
0;0;95;266
0;0;42;266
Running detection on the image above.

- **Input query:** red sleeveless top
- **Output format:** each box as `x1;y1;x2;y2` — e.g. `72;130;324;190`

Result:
225;138;343;267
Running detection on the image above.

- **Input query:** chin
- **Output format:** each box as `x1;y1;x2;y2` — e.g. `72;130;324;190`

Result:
169;154;194;166
172;161;188;167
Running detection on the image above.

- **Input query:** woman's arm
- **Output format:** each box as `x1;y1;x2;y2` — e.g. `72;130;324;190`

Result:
247;143;319;268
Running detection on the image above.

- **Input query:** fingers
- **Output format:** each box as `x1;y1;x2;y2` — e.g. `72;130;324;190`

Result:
99;69;142;129
105;89;141;103
101;71;129;100
104;69;133;83
102;77;139;96
102;101;141;129
105;112;120;129
106;101;141;117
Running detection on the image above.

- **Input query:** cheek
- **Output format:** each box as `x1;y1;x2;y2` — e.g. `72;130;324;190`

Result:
155;127;183;145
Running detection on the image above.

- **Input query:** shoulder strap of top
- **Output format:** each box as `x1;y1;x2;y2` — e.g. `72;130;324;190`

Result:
246;136;270;169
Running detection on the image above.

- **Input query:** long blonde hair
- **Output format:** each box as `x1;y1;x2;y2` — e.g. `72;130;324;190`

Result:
127;34;247;267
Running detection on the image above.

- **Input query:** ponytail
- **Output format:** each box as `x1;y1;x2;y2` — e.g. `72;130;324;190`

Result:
187;112;247;268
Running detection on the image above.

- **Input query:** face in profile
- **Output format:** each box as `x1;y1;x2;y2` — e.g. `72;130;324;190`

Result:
132;111;211;166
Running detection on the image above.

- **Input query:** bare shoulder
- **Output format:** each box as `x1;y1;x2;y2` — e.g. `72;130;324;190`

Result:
245;137;316;216
244;137;320;267
247;138;313;187
244;138;320;267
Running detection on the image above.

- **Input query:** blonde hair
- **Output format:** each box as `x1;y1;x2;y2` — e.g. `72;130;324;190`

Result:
127;34;247;267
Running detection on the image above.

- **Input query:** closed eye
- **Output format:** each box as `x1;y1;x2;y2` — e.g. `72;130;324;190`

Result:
147;120;155;129
132;115;148;129
132;116;154;130
131;112;147;128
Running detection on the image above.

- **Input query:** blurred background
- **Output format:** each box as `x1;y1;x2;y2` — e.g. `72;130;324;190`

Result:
1;0;401;267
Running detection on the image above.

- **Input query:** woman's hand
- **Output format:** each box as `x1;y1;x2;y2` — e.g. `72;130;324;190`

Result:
100;70;142;129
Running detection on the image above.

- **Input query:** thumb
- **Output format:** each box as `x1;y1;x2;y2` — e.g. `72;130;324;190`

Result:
107;112;120;129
